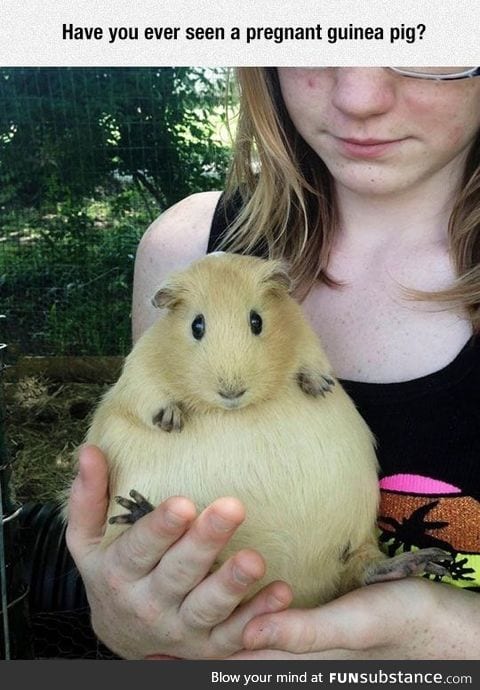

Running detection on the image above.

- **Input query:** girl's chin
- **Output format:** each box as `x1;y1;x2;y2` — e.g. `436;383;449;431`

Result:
333;175;415;198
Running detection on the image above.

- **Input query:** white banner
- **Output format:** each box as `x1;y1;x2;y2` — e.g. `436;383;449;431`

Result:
1;0;478;66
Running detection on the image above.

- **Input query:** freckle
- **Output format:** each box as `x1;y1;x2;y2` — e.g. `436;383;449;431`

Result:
307;78;315;89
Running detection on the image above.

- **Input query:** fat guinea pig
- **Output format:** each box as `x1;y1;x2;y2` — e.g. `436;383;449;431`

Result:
80;253;449;607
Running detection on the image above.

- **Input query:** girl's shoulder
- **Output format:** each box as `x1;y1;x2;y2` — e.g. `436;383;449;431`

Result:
140;191;223;257
132;191;222;340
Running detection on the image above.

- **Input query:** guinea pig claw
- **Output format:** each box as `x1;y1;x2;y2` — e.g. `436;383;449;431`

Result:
363;547;453;584
109;490;155;524
152;402;184;432
296;369;336;397
422;561;450;577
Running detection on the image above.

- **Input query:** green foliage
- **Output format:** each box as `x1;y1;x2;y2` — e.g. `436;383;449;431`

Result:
0;68;234;356
1;195;147;355
0;67;232;210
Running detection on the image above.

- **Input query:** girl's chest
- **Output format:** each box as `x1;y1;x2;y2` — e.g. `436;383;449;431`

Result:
301;273;472;384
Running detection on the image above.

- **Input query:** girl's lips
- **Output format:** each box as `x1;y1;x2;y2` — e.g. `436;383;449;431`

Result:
335;136;405;159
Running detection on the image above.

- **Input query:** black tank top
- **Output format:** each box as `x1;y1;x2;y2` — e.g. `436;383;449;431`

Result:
208;192;480;591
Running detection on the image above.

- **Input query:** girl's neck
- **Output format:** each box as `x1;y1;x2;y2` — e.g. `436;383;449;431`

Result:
333;169;461;255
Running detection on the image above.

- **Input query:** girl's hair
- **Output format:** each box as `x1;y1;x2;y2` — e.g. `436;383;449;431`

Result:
221;67;480;331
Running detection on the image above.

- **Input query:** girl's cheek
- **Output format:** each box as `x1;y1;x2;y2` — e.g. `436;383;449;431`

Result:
279;68;324;98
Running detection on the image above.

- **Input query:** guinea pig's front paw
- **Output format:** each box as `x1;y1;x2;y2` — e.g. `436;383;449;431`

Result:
152;401;184;432
109;490;155;524
296;368;336;397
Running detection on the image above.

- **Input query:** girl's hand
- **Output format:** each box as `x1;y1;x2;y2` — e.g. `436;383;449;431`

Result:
66;445;293;659
235;576;480;660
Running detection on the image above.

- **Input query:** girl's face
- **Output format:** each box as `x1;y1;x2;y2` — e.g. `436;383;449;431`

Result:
277;68;480;198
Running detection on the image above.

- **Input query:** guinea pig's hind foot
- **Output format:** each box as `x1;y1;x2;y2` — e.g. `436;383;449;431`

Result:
109;489;155;524
296;369;335;397
363;547;453;584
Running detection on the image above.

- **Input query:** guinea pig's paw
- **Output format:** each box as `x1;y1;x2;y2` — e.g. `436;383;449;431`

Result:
109;490;155;524
152;401;184;432
363;547;454;584
296;368;336;398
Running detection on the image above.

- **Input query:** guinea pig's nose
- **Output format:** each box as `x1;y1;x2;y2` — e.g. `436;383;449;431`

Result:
219;388;246;400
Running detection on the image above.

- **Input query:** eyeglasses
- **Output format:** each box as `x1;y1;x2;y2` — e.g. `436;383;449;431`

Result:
389;67;480;80
301;67;480;81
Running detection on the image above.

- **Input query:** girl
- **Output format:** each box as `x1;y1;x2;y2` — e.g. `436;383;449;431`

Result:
67;67;480;659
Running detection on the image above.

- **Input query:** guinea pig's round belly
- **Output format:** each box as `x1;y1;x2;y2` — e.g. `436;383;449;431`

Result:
108;387;379;606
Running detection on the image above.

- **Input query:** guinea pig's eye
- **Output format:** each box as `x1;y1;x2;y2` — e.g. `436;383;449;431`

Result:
191;314;205;340
249;310;263;335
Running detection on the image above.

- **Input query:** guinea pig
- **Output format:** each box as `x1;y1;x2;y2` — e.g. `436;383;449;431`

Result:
80;253;450;607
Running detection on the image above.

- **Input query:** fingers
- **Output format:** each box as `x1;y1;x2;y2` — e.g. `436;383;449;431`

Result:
151;497;246;599
179;554;292;657
242;592;366;653
230;580;293;629
66;445;110;558
243;579;443;657
181;548;267;629
210;580;294;655
243;608;324;653
108;495;197;581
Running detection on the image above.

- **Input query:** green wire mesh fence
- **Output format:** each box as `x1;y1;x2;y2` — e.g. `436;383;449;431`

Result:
1;67;232;358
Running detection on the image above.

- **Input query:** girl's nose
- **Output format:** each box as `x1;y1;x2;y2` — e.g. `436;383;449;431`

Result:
330;68;397;120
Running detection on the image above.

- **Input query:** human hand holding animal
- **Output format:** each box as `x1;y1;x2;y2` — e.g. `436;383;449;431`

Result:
230;575;480;660
65;444;293;660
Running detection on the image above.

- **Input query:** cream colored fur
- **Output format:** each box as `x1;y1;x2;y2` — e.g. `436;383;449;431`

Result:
82;254;383;607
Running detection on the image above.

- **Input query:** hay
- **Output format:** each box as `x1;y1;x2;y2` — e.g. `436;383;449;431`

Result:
3;376;107;503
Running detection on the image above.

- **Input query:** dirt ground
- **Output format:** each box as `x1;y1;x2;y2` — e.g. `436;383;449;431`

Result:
3;376;109;504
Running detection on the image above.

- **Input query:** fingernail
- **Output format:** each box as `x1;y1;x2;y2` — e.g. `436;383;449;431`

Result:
232;565;256;586
165;509;187;528
267;593;286;610
210;513;235;533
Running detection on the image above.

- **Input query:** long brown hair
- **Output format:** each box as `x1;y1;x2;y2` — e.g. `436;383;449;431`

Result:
221;67;480;330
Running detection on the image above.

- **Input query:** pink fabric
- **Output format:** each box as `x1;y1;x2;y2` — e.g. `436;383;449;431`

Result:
379;473;461;495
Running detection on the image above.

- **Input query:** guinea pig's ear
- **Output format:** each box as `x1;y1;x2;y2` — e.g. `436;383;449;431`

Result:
151;281;185;310
261;260;293;295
